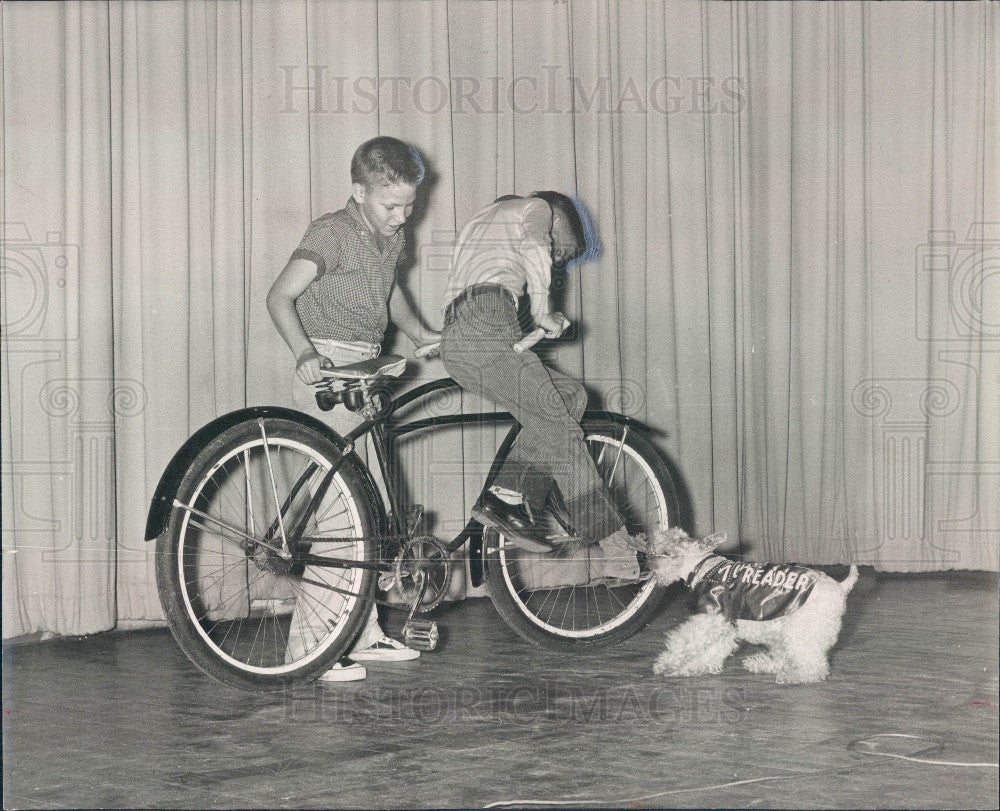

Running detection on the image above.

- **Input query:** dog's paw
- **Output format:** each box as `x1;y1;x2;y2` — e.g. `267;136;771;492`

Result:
652;653;679;677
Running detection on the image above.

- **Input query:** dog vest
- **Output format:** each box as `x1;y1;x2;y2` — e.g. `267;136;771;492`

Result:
686;555;817;621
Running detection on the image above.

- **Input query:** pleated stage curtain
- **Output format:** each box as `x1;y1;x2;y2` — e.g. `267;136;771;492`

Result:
2;0;997;638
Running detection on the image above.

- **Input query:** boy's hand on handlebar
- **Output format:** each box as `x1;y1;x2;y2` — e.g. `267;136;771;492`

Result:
513;313;571;352
414;341;441;359
413;330;442;359
536;311;571;339
295;350;327;384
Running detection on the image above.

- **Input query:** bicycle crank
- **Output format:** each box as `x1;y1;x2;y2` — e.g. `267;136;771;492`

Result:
391;535;453;613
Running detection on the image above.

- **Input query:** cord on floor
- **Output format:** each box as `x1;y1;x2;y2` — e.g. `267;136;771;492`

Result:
483;733;998;808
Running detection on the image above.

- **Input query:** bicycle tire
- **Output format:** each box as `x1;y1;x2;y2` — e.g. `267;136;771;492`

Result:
483;424;676;651
155;417;379;691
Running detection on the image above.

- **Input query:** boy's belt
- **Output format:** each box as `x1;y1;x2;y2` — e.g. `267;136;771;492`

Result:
444;284;517;322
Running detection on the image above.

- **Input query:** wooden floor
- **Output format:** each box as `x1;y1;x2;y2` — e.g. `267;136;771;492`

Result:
3;570;998;810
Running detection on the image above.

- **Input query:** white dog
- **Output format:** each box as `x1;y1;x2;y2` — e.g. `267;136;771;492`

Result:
648;528;858;684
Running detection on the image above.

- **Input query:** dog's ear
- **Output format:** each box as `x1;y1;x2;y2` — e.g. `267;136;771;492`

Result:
703;532;727;550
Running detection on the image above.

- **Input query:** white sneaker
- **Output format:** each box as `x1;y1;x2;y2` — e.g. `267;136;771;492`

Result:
317;661;367;682
350;636;421;662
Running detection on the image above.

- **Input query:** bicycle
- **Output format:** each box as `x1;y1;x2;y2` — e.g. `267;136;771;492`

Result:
145;337;681;691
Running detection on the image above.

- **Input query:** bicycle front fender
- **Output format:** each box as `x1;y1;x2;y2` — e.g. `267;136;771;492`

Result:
144;406;381;541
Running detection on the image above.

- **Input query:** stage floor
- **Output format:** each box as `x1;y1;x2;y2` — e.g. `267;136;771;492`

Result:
3;570;998;809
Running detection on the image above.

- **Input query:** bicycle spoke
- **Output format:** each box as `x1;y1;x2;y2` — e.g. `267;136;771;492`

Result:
590;586;604;629
175;502;259;547
195;560;271;623
182;552;254;597
163;422;374;680
258;421;291;553
490;431;667;641
298;574;364;600
203;459;264;542
602;428;627;485
244;450;257;538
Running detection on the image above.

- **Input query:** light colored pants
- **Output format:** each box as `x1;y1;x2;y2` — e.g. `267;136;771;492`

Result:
286;338;384;660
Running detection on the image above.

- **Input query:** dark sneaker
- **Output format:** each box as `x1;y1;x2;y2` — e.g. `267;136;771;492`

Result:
472;491;554;553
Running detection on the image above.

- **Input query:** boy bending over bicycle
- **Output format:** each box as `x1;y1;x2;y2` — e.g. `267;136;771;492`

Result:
267;136;440;681
439;192;644;582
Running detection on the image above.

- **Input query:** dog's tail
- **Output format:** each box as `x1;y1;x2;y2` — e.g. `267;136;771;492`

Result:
838;564;860;594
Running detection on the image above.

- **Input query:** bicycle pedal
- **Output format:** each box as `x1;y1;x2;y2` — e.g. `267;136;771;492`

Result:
402;619;439;651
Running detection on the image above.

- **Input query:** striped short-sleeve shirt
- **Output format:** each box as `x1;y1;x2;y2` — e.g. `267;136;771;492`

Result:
291;197;405;343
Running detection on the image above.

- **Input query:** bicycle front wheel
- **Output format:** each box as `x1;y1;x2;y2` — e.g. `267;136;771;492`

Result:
484;424;676;651
155;417;379;691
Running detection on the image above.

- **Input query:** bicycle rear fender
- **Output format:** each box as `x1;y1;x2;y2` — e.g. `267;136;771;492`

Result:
143;406;383;541
581;410;654;435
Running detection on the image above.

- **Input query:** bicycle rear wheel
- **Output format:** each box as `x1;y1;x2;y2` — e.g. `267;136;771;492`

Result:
155;417;378;690
484;424;676;651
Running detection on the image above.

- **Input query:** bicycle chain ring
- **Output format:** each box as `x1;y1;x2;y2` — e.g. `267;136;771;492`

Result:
381;535;453;613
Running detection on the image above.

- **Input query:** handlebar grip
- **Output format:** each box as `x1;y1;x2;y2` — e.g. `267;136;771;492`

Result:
414;342;441;359
514;328;546;353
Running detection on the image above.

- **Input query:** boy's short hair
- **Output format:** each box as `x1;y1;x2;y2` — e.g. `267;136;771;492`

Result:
529;191;600;265
351;136;425;187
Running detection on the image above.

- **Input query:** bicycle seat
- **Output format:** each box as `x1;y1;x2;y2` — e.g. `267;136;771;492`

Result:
320;354;406;381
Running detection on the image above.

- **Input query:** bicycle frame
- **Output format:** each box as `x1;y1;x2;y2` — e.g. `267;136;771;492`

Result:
328;378;522;561
144;375;649;587
306;376;648;585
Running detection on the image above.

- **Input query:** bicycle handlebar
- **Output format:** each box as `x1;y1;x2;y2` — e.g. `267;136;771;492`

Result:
514;328;546;353
414;342;441;359
313;323;556;376
414;328;553;358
